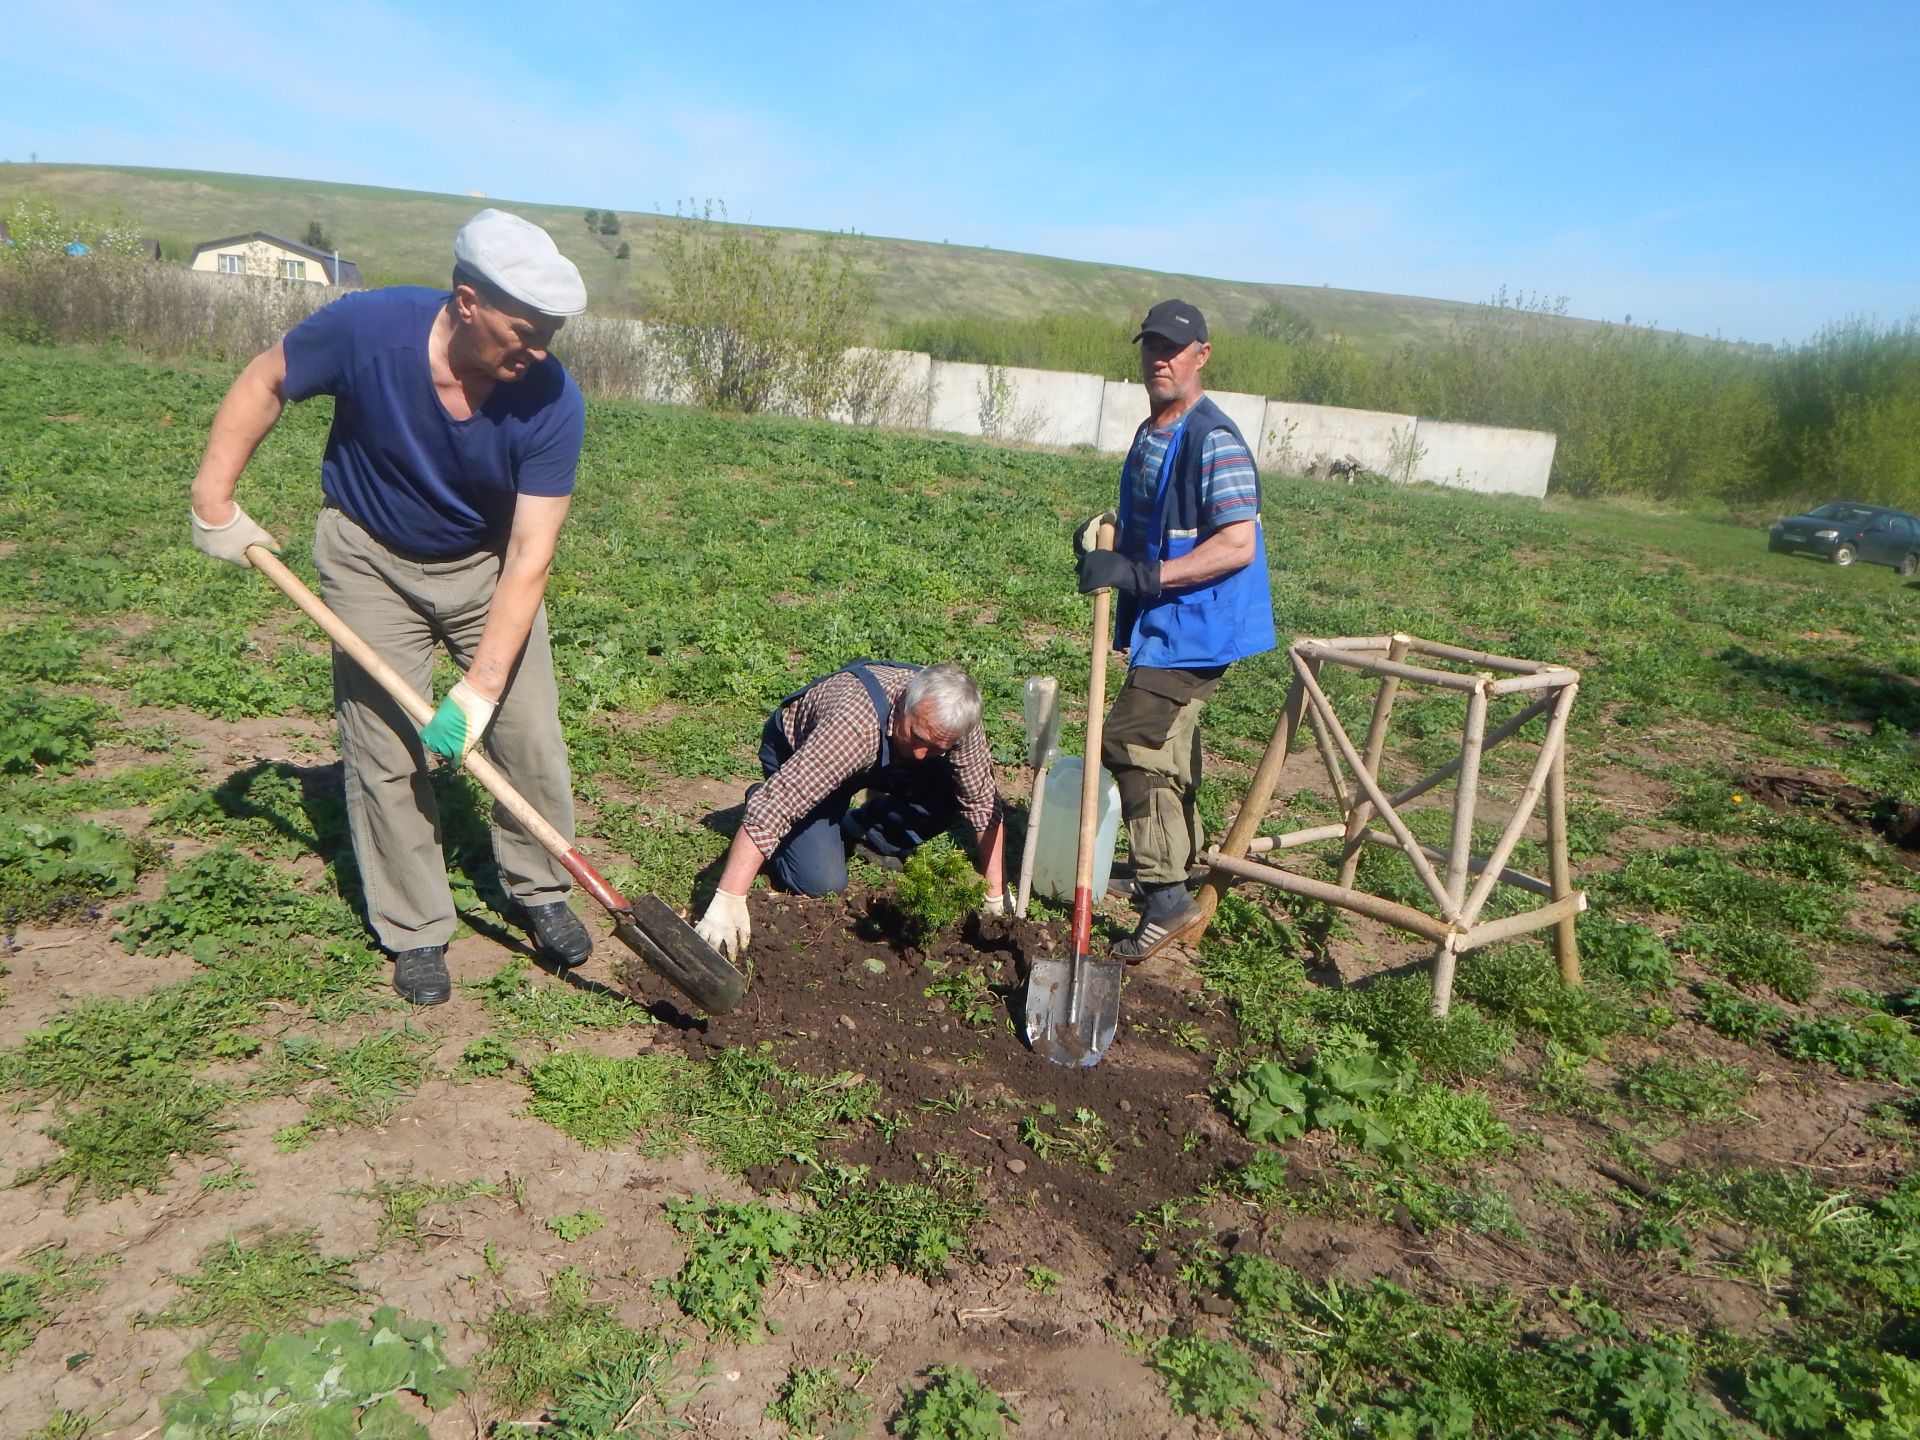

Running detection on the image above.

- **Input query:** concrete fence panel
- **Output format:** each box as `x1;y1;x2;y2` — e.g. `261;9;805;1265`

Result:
994;365;1106;448
1097;380;1148;452
1259;400;1419;477
1209;390;1270;451
1410;418;1558;499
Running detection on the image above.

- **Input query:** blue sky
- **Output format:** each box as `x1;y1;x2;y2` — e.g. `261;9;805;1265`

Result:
3;0;1914;343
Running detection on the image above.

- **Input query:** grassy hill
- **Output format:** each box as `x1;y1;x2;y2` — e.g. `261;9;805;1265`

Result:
0;161;1575;350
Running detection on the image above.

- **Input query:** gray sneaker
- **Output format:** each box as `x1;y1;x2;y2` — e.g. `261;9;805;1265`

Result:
1111;884;1206;964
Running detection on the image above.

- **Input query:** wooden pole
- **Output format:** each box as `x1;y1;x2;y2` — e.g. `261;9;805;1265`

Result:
1546;724;1581;986
1198;852;1454;944
1457;683;1576;927
1069;524;1116;961
1335;635;1410;890
1429;678;1489;1018
1296;660;1457;919
1194;672;1306;925
1304;659;1350;812
1453;891;1587;953
1384;692;1556;811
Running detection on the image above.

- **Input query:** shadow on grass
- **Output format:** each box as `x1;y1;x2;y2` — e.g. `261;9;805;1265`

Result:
1719;645;1920;730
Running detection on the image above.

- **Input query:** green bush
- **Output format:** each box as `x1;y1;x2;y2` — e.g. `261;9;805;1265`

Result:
0;689;108;774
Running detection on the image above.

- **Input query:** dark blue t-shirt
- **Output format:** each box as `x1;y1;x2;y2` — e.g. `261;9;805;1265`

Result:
282;287;586;558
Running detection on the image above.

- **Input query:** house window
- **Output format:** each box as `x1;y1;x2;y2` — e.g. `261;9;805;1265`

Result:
278;258;307;281
217;252;245;275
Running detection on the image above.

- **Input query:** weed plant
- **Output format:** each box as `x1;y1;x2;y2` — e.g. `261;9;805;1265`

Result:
258;1028;437;1150
162;1307;470;1439
768;1352;873;1440
481;1266;675;1415
149;1229;366;1337
1618;1058;1757;1122
358;1172;500;1250
889;1364;1018;1440
0;813;163;925
467;957;643;1042
0;689;109;775
1694;981;1788;1045
660;1198;804;1341
0;1245;116;1366
1148;1334;1267;1431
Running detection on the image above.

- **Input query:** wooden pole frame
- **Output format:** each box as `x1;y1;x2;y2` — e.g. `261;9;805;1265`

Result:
1194;635;1585;1017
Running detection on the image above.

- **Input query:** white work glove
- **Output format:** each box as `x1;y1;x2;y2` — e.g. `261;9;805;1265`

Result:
980;890;1010;918
1073;510;1116;557
419;679;497;763
695;889;752;959
190;502;281;568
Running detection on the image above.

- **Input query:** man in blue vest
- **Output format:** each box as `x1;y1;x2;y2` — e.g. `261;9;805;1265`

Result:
188;210;596;1006
1074;299;1276;961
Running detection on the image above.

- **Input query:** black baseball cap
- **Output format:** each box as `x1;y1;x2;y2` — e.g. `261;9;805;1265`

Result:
1133;298;1208;345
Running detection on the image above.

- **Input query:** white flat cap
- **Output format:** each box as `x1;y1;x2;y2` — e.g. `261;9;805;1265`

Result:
453;208;587;317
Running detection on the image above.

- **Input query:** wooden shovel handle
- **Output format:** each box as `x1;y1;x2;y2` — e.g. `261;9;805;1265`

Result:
1072;522;1115;949
246;545;630;916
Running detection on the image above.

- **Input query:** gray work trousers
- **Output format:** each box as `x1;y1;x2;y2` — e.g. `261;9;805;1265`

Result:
1101;665;1224;888
314;506;574;952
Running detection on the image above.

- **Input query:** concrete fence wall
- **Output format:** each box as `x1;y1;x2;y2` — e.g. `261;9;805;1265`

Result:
568;318;1557;498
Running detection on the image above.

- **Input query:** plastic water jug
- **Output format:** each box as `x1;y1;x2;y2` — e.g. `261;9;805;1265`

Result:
1029;755;1121;904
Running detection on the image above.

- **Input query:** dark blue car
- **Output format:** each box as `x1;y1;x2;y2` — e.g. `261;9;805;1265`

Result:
1769;501;1920;575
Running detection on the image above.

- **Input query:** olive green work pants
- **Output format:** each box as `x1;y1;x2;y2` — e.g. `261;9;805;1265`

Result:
314;506;575;953
1100;665;1224;888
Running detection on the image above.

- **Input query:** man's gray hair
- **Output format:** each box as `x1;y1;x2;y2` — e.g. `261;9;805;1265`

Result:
902;663;982;738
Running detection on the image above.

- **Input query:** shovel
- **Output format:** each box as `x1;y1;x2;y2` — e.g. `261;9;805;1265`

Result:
1024;520;1123;1067
1013;676;1060;919
247;546;747;1015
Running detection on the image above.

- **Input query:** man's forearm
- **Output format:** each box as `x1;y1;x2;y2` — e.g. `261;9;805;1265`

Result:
979;815;1006;894
464;553;550;701
717;825;767;895
192;345;288;522
1157;520;1257;589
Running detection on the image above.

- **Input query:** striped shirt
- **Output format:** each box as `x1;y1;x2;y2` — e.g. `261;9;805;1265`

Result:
1122;421;1260;547
741;664;1001;857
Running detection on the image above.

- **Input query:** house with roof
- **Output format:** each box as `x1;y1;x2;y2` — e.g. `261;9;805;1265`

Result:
189;232;362;287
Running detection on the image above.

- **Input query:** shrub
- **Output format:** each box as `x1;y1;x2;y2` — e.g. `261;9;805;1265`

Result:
652;202;888;419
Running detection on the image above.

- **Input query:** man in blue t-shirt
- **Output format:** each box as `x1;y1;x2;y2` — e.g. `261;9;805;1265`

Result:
1072;299;1276;963
188;210;595;1006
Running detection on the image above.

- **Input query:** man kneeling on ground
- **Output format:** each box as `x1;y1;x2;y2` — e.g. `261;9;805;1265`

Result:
693;661;1007;960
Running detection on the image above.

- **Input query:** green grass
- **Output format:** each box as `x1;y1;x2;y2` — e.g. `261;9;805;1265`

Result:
4;338;1920;1429
257;1027;437;1150
148;1229;366;1336
479;1266;681;1417
0;1245;117;1367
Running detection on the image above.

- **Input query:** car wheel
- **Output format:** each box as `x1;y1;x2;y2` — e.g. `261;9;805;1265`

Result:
1901;552;1918;578
1833;544;1856;567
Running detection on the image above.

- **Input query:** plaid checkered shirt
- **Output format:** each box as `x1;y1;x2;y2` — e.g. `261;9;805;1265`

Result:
741;664;1001;857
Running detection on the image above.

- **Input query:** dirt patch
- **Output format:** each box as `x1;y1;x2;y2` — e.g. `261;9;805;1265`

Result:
1745;765;1920;857
621;891;1251;1277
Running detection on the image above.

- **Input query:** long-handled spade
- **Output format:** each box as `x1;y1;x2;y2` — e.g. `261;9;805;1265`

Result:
1024;521;1122;1066
247;546;747;1015
1012;676;1059;919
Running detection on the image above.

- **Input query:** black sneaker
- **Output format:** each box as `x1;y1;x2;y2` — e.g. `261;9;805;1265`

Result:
522;900;594;969
1111;884;1206;964
392;946;451;1005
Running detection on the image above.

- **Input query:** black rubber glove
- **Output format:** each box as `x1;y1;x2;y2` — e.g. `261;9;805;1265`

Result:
1077;550;1160;597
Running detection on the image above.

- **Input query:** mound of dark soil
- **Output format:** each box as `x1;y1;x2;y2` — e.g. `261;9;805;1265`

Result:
1746;767;1920;859
622;889;1252;1272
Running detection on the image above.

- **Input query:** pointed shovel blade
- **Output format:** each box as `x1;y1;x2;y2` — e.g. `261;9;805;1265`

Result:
1024;952;1122;1067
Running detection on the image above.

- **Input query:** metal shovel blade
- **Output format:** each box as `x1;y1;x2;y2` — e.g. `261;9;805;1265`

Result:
613;893;748;1015
1024;953;1122;1066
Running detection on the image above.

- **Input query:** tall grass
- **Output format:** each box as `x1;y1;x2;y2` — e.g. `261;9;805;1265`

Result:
892;299;1920;507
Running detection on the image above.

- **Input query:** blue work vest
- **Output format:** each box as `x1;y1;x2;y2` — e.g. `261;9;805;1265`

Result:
1114;395;1277;670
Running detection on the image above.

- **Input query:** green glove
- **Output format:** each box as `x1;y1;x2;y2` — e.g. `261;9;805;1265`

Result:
420;679;496;762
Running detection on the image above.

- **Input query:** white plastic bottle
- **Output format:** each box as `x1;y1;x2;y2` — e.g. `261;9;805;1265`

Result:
1029;755;1122;904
